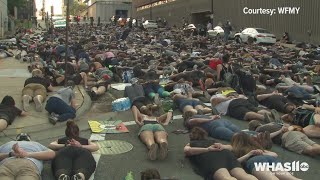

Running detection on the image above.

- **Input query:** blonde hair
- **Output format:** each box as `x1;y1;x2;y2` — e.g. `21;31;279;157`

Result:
31;69;42;77
314;65;320;74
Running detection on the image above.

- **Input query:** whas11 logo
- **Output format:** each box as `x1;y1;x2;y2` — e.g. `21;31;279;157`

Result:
254;161;309;172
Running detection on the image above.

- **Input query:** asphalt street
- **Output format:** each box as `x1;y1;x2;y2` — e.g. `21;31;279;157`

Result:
1;53;320;180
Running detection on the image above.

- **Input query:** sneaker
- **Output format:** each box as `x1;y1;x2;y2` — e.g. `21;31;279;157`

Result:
58;174;70;180
91;91;98;101
49;114;59;125
22;96;30;112
50;112;58;117
159;142;168;160
72;173;82;180
148;143;158;161
314;85;320;94
34;98;43;112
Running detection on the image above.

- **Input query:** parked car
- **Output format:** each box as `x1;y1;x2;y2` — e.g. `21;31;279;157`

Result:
207;26;236;39
142;20;158;29
53;19;66;28
234;28;276;44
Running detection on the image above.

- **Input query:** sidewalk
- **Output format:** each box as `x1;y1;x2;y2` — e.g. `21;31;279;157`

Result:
0;57;91;141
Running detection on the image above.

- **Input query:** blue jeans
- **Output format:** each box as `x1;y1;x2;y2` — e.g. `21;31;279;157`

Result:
208;119;240;141
45;97;76;121
286;85;311;100
246;155;280;173
224;32;230;42
144;83;168;98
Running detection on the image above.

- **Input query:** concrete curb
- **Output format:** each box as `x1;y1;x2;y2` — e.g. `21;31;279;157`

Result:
1;86;92;140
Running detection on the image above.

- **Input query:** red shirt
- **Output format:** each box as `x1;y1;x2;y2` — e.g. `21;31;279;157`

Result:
209;58;222;70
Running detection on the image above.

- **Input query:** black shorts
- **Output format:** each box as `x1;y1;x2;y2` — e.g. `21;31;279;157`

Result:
227;99;260;120
70;74;83;85
0;113;11;125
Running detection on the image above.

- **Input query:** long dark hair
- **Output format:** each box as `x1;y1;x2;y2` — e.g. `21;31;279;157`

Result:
1;96;15;106
65;120;79;139
189;127;208;141
231;132;264;158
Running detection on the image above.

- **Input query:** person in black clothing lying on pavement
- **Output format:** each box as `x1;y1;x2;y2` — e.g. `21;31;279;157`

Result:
48;120;99;180
0;96;28;132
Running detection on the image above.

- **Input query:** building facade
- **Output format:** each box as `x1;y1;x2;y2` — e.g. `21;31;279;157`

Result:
35;0;64;20
0;0;8;38
133;0;320;43
17;0;36;20
86;0;132;22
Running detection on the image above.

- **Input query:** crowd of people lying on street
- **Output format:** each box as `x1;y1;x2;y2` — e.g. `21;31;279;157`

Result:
1;22;320;180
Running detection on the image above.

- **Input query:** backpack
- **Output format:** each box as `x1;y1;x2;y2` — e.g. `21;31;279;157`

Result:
223;66;240;92
312;75;320;85
292;108;314;127
237;69;256;93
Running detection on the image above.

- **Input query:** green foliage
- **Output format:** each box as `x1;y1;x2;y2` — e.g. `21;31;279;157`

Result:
69;0;87;16
7;0;27;16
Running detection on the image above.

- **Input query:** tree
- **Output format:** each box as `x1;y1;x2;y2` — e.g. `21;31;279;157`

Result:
69;0;87;16
7;0;27;16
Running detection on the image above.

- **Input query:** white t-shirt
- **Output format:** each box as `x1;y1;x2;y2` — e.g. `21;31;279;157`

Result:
210;94;233;115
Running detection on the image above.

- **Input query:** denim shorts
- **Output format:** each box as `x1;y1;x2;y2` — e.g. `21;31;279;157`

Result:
138;124;166;136
246;155;280;173
175;98;201;112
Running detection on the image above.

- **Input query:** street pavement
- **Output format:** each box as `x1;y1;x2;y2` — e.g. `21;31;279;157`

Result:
1;56;320;180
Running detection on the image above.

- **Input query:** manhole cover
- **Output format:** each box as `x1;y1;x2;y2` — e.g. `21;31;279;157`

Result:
96;140;133;155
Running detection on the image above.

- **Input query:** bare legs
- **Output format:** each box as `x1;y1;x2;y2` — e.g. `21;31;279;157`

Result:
195;105;212;114
139;130;168;160
155;131;168;160
230;168;257;180
213;168;237;180
22;94;44;112
33;95;44;112
244;110;271;121
79;72;88;88
22;95;32;111
303;114;320;138
91;86;106;96
183;105;197;115
303;144;320;156
252;170;279;180
252;170;301;180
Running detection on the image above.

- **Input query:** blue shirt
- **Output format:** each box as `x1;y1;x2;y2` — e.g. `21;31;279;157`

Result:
0;141;50;174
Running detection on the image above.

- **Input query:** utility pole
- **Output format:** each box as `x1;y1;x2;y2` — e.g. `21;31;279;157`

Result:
211;0;214;26
65;0;70;79
149;0;152;20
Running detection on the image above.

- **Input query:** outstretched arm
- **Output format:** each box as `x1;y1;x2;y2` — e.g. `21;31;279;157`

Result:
131;105;143;126
48;140;64;150
157;112;173;125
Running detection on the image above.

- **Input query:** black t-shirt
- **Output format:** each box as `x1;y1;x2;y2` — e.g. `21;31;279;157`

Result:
256;123;283;145
220;64;234;81
58;137;89;146
24;77;51;91
0;104;22;124
188;140;240;179
260;95;288;113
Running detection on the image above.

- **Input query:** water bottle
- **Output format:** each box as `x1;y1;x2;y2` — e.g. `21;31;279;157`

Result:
127;71;132;83
124;171;134;180
123;71;128;83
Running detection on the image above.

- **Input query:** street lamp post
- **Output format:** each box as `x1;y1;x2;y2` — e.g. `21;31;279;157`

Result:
211;0;214;26
149;0;152;20
65;0;70;79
